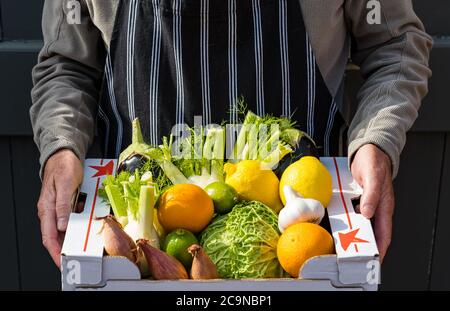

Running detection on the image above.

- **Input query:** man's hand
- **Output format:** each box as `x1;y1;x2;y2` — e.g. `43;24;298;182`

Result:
351;144;395;262
37;149;83;268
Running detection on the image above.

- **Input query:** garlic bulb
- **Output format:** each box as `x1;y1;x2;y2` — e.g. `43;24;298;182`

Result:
278;186;325;232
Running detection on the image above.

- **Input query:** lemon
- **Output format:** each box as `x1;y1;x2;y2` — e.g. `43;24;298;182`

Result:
224;160;283;213
279;156;332;207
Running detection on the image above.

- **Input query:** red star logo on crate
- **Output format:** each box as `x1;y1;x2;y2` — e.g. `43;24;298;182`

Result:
89;160;114;178
338;228;369;251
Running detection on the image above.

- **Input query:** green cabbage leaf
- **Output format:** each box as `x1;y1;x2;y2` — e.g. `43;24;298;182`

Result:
200;201;284;279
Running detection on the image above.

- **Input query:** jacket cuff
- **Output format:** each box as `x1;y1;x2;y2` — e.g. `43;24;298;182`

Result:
39;137;85;179
348;136;399;179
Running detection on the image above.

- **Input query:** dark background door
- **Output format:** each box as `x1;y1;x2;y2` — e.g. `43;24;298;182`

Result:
0;0;449;290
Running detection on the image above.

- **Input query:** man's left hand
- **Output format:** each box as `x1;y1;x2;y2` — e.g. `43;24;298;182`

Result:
351;144;395;262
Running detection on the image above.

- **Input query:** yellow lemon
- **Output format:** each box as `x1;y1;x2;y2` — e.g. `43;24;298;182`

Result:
277;223;334;277
224;160;283;213
279;156;332;207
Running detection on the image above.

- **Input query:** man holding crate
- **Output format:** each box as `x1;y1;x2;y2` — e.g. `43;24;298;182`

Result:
31;0;432;267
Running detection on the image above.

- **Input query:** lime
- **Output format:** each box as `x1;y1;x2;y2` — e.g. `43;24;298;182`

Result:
163;229;199;269
205;181;240;214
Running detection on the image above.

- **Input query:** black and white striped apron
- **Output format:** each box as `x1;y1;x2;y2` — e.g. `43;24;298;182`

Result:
98;0;345;159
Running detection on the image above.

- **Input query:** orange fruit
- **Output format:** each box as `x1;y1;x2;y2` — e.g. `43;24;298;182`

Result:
157;184;214;233
277;223;334;277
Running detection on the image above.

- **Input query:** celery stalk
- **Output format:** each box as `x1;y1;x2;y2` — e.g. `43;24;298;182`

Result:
203;129;215;160
241;143;250;160
261;143;293;169
193;125;204;160
212;128;226;160
247;124;259;160
138;185;159;246
204;127;225;160
281;128;303;147
124;185;160;249
233;124;248;161
232;111;259;161
122;182;139;220
243;110;260;125
160;160;190;184
105;184;128;226
260;126;281;155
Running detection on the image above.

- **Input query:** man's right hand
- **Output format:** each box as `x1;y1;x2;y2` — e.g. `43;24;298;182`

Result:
37;149;83;268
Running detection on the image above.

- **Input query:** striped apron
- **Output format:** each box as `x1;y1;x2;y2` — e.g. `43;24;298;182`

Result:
97;0;345;159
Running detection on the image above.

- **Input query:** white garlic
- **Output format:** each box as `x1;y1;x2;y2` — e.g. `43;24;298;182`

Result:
278;186;325;232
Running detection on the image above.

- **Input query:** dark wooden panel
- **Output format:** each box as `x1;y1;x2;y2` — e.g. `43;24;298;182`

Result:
0;138;20;290
0;51;37;136
0;1;4;41
380;132;444;290
430;134;450;290
413;0;450;36
11;137;60;290
0;0;44;40
412;44;450;132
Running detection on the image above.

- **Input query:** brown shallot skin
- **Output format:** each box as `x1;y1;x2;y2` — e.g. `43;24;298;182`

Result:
137;239;188;280
188;244;219;279
99;215;138;264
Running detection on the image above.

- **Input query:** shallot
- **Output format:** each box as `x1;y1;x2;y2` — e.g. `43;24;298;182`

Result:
137;239;188;280
188;244;219;279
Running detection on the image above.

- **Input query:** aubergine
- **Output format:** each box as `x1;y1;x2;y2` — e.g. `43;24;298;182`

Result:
117;118;153;173
117;154;146;174
274;134;319;178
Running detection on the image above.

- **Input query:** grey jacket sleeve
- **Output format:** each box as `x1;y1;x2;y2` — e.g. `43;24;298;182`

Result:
345;0;433;178
30;0;106;176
